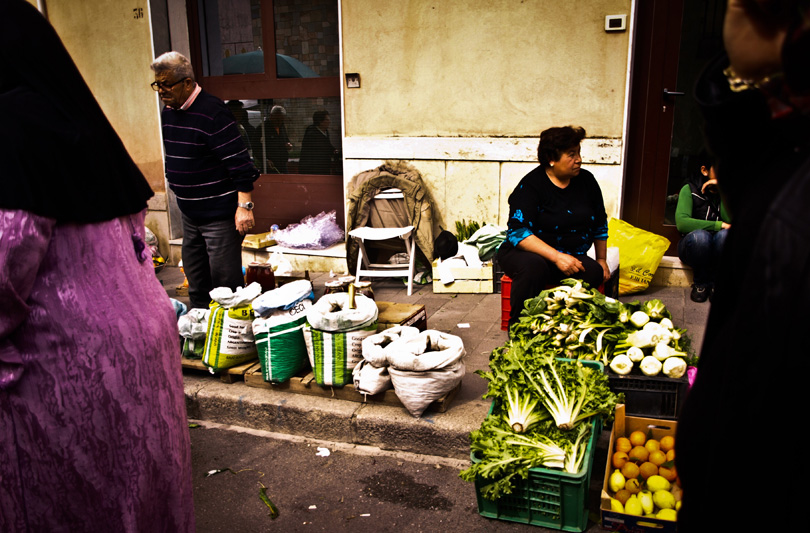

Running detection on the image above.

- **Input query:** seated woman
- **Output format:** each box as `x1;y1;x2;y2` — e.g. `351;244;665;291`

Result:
675;153;730;303
497;125;609;329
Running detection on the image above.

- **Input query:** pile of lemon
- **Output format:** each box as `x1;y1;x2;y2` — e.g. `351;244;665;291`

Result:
607;430;680;521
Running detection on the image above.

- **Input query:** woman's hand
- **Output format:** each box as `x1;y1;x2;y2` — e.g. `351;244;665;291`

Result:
701;178;720;194
597;258;611;282
721;222;732;229
554;252;584;276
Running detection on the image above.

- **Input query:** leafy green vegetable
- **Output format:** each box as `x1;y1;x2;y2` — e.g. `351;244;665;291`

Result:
461;279;692;500
503;384;549;433
258;483;279;519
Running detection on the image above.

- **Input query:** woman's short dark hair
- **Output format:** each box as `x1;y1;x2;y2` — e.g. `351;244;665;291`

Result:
537;126;586;168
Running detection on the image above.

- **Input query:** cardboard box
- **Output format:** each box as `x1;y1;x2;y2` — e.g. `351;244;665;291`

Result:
600;405;679;532
431;260;493;293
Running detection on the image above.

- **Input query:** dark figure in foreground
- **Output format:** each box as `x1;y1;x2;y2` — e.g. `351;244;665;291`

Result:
0;1;194;530
676;1;810;530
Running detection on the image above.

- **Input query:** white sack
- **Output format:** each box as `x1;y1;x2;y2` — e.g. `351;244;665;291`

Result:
361;326;421;367
352;359;392;395
306;292;378;332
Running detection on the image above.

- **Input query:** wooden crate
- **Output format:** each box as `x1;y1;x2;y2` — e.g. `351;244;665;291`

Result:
244;367;460;413
432;260;494;293
376;301;427;331
180;356;260;384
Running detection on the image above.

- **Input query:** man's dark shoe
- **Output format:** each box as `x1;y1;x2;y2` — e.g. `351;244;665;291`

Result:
691;284;710;303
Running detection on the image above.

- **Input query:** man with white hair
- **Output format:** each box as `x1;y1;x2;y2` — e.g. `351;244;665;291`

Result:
150;51;259;308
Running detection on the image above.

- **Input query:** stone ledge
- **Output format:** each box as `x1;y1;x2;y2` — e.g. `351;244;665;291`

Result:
652;256;693;288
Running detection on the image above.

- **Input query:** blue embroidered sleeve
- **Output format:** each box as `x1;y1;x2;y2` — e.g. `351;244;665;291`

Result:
506;227;533;248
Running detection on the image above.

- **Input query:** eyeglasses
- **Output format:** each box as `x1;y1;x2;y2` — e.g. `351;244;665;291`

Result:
150;78;188;92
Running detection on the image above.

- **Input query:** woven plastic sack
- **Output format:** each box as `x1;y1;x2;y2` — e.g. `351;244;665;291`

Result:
384;330;466;418
354;326;420;395
303;322;378;387
306;292;378;332
361;326;421;367
608;217;671;295
178;308;209;359
252;279;313;316
352;360;392;395
202;303;257;372
252;299;312;383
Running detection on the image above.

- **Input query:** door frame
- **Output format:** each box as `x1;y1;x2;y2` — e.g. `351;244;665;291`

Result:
623;0;685;255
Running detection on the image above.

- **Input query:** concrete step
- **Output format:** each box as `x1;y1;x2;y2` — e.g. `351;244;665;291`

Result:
651;256;692;288
170;240;692;288
169;239;350;274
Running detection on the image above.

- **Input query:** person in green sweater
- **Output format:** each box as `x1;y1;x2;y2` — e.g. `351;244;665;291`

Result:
675;153;731;302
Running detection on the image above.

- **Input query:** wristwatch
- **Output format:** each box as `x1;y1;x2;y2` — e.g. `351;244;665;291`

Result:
238;201;254;210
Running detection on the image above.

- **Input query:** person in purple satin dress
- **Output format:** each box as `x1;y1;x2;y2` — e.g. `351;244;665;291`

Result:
0;1;195;531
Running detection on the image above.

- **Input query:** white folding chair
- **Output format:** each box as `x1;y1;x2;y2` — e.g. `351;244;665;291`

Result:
347;189;416;296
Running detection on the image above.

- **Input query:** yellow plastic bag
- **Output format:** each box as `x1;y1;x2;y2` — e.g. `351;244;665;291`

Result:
608;218;671;295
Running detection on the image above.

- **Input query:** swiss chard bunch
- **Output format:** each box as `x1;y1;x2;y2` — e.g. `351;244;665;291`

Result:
511;279;627;361
464;337;623;500
460;414;592;501
479;336;622;431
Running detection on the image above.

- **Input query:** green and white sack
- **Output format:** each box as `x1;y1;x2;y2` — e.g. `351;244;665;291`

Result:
178;308;210;359
202;303;258;372
252;299;312;383
303;322;378;387
303;292;379;387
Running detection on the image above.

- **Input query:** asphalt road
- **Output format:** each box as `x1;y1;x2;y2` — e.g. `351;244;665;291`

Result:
188;422;609;533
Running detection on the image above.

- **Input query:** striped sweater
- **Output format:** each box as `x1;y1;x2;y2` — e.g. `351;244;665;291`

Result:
161;89;259;221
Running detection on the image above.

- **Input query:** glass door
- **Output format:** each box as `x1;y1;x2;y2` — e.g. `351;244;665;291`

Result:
623;0;726;255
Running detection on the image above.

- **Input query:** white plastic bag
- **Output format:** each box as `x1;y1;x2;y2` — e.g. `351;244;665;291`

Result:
209;282;263;309
269;250;293;277
273;210;344;250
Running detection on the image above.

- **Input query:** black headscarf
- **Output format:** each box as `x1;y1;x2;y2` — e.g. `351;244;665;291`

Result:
0;0;153;223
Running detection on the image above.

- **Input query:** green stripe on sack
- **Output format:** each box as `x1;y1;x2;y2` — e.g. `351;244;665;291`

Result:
313;328;324;385
332;331;347;387
203;305;225;370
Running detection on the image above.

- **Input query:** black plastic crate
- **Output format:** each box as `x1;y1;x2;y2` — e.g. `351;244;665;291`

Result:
607;371;689;419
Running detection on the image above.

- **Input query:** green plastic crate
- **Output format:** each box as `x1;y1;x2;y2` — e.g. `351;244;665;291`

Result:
472;359;603;532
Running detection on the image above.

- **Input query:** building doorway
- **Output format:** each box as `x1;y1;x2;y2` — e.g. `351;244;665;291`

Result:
623;0;725;255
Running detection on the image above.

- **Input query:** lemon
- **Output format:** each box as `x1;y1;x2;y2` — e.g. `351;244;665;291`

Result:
657;508;677;521
646;474;671;492
609;469;626;492
624;494;643;516
653;489;676;510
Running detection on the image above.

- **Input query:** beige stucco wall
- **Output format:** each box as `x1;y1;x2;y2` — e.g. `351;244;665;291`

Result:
340;0;633;228
341;0;631;138
41;0;170;257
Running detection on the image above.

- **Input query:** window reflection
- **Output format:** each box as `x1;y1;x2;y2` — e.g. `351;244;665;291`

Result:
273;0;340;77
199;0;264;76
226;97;342;175
200;0;338;79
